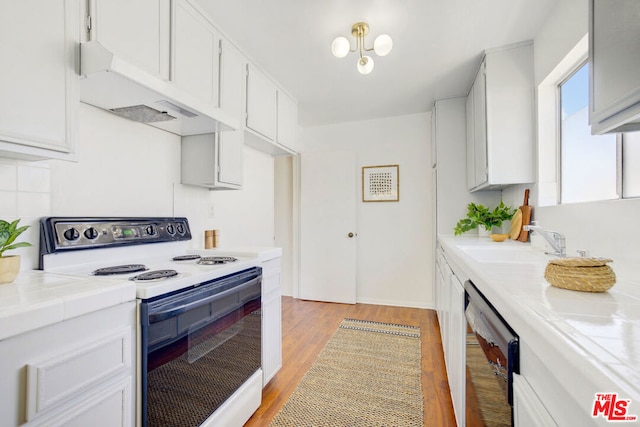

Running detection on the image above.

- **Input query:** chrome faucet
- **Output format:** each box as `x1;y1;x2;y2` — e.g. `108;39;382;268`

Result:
522;224;566;257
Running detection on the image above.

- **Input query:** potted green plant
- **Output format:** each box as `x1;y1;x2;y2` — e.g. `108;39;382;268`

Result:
454;201;517;236
0;219;32;284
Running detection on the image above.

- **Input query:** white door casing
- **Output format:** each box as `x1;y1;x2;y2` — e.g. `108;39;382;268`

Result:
299;150;357;304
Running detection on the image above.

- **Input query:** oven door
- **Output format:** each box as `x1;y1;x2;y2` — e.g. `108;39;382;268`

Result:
140;267;262;427
465;280;519;427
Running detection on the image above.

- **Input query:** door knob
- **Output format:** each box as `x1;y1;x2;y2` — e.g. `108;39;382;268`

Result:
348;232;355;238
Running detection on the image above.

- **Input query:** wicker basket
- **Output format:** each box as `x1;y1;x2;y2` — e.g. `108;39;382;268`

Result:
544;257;616;292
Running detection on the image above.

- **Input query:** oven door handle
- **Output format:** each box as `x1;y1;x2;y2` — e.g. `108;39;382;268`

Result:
148;277;260;323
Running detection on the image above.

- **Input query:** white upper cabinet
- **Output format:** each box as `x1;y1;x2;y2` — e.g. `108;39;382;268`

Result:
244;64;298;156
466;41;534;191
0;0;79;160
246;64;277;141
589;0;640;134
88;0;170;80
219;39;245;123
467;64;488;190
276;91;298;152
181;132;243;189
244;64;297;156
172;0;219;106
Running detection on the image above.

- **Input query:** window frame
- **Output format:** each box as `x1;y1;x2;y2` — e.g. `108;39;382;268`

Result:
537;34;637;206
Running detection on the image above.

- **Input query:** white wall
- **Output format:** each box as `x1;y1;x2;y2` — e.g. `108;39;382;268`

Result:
51;104;180;216
2;103;275;270
503;0;640;269
299;113;433;308
175;147;275;249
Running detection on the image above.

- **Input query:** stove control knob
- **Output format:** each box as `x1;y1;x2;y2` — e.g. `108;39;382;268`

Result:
166;224;175;235
176;223;185;235
145;225;156;236
63;227;80;241
84;227;99;240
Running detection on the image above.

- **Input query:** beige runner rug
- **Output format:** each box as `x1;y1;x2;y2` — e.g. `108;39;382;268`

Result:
269;318;423;427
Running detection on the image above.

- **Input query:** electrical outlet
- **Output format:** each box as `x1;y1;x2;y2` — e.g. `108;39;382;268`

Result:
208;204;215;218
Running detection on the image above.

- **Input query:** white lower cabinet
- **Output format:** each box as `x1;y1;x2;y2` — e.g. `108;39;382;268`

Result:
448;273;466;427
513;374;558;427
261;257;282;386
435;248;466;427
0;302;136;427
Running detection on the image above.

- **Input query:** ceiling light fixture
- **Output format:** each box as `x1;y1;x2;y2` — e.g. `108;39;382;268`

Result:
331;22;393;75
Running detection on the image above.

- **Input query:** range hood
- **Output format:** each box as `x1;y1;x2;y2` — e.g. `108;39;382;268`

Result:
79;41;239;136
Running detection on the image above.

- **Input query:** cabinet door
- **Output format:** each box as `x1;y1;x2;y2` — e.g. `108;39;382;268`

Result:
276;91;298;152
246;64;277;141
473;63;488;187
181;133;242;189
589;0;640;134
172;0;219;105
217;131;243;187
465;89;476;190
448;274;466;427
513;374;558;427
262;259;282;386
262;282;282;385
219;39;244;122
0;0;78;160
89;0;170;80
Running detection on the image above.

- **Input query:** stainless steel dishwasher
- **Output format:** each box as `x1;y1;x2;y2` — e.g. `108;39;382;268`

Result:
465;280;519;426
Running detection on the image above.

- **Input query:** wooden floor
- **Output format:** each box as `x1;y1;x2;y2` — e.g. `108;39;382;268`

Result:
245;296;457;426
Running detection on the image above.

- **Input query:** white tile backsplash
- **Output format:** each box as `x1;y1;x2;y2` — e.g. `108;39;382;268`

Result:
0;159;51;271
0;191;18;217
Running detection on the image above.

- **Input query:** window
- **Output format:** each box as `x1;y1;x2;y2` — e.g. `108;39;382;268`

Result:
537;35;640;206
559;62;617;203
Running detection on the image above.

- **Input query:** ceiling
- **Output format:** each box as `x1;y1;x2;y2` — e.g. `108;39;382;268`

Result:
197;0;559;128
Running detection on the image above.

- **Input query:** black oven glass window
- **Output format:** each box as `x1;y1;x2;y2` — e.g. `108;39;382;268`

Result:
141;269;262;427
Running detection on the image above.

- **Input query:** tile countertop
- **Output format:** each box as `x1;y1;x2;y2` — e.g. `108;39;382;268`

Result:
0;270;136;341
439;235;640;424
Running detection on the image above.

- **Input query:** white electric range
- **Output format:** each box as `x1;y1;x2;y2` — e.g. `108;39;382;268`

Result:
39;217;259;299
39;217;264;427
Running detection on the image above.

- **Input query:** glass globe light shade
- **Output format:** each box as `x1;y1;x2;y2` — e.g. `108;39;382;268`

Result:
357;56;374;74
373;34;393;57
331;37;350;58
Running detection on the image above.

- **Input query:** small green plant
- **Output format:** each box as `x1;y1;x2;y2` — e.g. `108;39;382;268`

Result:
0;219;31;257
454;201;517;235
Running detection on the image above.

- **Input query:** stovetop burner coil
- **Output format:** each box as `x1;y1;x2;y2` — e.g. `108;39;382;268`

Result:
198;256;238;265
92;264;148;276
172;255;202;261
130;269;179;281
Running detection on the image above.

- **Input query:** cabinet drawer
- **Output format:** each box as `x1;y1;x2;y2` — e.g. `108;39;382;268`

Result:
26;328;132;420
28;377;132;427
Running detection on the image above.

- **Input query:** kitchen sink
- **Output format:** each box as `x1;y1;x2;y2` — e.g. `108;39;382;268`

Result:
457;245;551;263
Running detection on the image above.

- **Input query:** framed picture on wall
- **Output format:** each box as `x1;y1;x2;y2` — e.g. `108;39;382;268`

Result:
362;164;399;202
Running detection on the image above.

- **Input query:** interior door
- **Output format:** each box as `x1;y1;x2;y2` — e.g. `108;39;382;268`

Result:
299;150;357;304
